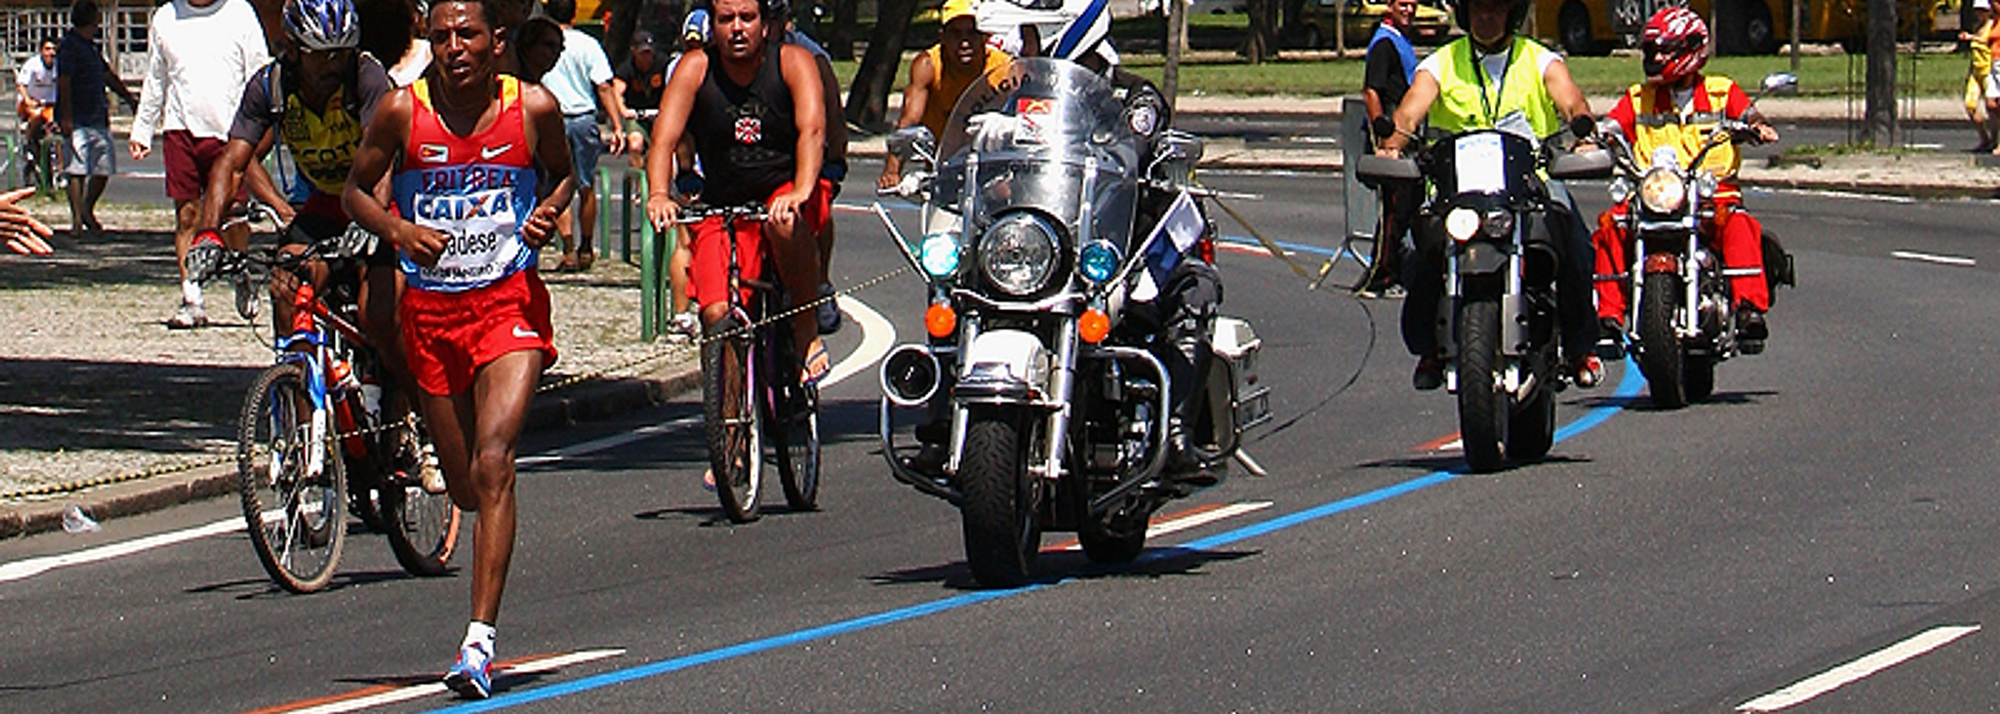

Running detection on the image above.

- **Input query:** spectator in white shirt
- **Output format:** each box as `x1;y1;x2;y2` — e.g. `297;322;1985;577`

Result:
540;0;625;272
128;0;271;329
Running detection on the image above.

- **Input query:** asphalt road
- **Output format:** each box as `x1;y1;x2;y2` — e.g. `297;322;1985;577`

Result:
5;163;2000;713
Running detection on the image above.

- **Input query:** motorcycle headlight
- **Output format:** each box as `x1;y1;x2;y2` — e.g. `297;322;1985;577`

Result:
978;213;1062;296
1444;207;1480;242
1639;168;1687;214
918;232;961;279
1078;239;1121;284
1481;210;1514;239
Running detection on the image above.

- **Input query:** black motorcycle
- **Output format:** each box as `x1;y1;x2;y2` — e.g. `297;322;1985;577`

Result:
1357;119;1610;473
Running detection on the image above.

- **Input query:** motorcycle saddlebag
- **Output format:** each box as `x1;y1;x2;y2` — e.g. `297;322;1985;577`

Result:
1212;317;1272;434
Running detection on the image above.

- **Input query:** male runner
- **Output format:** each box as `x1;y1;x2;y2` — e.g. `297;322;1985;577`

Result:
342;0;575;698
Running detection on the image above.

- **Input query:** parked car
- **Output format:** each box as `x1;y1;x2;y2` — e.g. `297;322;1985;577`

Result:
1292;0;1454;49
1536;0;1945;56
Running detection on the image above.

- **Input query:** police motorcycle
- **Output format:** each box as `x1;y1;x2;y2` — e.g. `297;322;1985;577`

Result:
874;57;1269;588
1355;115;1612;473
1582;73;1799;409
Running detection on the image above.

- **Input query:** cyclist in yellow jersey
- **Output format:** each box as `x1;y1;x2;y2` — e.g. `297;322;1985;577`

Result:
877;0;1011;191
1375;0;1603;390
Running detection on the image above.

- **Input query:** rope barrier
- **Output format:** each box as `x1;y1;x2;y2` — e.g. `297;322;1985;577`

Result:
0;265;912;502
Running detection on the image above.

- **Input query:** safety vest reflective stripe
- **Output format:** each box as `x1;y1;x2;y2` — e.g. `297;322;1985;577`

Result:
1628;75;1741;179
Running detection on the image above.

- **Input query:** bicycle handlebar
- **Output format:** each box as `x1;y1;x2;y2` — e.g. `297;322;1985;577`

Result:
673;203;768;224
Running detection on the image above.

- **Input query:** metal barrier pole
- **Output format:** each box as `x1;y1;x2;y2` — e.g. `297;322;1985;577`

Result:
621;168;638;264
596;165;612;259
640;192;665;341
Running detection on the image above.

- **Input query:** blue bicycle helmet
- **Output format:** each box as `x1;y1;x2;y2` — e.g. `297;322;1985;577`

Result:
284;0;360;51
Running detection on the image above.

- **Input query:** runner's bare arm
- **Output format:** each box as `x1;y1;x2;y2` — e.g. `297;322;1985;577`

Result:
646;49;707;229
344;89;445;266
520;82;575;249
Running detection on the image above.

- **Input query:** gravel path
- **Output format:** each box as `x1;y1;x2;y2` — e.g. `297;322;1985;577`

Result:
0;198;695;498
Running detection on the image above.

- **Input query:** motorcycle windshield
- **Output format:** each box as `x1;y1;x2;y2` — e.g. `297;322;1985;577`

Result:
1429;129;1540;200
932;58;1142;249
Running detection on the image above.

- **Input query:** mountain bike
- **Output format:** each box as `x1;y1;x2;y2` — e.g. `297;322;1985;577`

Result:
675;203;821;523
187;205;460;593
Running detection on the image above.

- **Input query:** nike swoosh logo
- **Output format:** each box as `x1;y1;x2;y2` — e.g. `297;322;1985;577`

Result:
481;144;513;160
512;325;539;339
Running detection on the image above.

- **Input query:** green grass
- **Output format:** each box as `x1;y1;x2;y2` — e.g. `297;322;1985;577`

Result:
832;44;1974;101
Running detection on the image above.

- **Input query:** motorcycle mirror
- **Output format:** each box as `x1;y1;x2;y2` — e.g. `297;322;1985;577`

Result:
1370;115;1396;140
887;126;937;162
1568;114;1597;142
1760;73;1800;97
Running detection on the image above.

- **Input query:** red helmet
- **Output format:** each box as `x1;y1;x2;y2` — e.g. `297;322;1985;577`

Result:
1641;6;1709;85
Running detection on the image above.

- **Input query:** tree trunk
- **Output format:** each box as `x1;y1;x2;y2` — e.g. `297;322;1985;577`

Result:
602;0;643;71
827;0;859;60
1164;0;1186;106
848;0;921;130
1863;0;1896;147
1243;0;1280;62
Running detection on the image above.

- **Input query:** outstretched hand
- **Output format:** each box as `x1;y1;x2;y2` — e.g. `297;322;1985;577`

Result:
0;187;55;255
646;192;680;233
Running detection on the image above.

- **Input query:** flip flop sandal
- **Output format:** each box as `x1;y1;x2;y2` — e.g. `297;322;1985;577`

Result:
701;468;716;492
801;338;831;387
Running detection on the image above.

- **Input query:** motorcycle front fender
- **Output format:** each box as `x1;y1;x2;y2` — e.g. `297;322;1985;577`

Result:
1643;252;1681;274
1455;241;1509;275
954;329;1052;404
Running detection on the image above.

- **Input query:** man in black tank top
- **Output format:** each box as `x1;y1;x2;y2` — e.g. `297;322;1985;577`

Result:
644;0;830;385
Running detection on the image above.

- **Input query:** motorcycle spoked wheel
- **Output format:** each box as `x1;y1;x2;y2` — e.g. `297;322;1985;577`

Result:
1637;271;1691;409
1455;297;1511;473
959;409;1043;587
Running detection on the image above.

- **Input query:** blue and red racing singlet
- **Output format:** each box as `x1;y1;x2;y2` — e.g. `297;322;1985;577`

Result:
392;75;541;293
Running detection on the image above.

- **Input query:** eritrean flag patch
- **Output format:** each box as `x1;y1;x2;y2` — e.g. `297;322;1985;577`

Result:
419;143;449;163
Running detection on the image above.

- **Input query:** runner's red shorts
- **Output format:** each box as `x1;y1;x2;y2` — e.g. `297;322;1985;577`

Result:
688;180;831;309
399;269;558;395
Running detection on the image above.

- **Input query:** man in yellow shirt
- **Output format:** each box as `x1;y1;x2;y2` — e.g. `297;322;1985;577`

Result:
1967;0;1998;151
876;0;1011;191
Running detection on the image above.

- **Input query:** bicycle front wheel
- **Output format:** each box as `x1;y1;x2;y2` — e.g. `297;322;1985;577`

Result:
775;383;820;512
237;363;347;593
703;315;762;523
378;415;459;576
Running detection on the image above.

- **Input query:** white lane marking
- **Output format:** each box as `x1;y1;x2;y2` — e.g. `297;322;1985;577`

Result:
822;295;894;389
1735;625;1981;712
0;517;244;583
1;297;898;584
1890;250;1977;267
1056;501;1274;552
275;649;625;714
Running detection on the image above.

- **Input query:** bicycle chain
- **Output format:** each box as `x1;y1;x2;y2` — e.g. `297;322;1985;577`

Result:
0;265;912;503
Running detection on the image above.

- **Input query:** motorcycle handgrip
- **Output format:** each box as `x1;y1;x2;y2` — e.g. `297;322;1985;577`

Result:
1568;114;1597;142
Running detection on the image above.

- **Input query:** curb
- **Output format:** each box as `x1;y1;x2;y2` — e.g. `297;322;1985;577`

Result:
0;364;703;541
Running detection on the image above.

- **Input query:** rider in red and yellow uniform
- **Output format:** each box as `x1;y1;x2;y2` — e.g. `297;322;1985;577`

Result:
1592;6;1779;348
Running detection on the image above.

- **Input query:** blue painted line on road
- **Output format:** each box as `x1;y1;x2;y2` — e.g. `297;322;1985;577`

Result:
1217;234;1344;258
421;362;1643;713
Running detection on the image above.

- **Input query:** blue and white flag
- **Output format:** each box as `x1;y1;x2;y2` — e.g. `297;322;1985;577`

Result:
1131;190;1204;302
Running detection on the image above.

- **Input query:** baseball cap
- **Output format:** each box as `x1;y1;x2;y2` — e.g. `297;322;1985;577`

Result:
682;8;710;43
632;29;656;48
1978;0;1992;11
940;0;975;26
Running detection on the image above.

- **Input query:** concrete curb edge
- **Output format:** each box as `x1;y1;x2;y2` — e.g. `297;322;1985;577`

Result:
0;364;704;541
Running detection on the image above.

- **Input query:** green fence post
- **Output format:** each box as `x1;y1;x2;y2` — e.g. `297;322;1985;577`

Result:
597;165;614;259
640;199;663;341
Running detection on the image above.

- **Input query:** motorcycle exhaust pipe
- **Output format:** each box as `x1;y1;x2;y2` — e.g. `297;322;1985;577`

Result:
880;344;943;407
